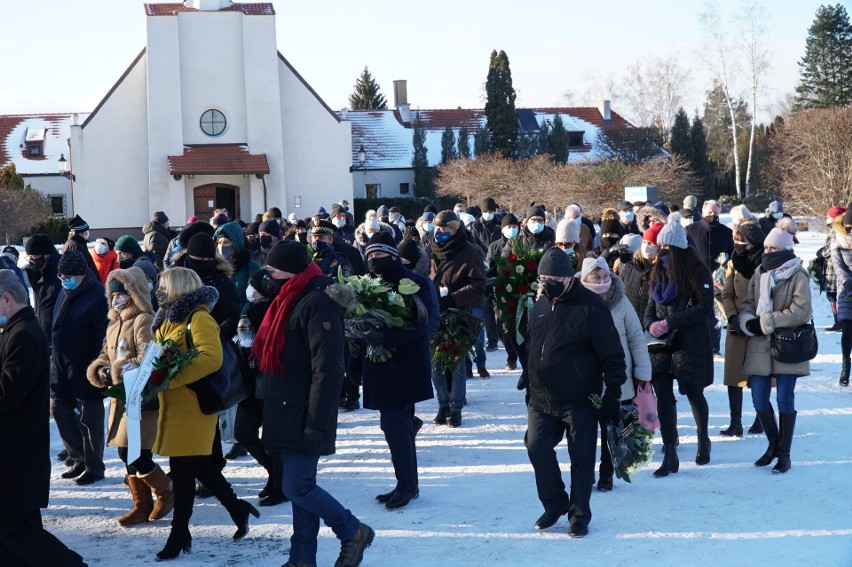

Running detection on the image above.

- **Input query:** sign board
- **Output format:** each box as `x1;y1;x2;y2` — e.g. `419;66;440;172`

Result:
625;186;659;204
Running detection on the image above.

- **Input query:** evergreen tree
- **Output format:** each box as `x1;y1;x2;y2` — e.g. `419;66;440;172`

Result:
440;126;457;164
537;120;551;156
547;114;569;163
473;125;492;156
348;66;388;110
794;4;852;110
670;108;694;164
457;126;471;159
484;50;519;158
411;115;434;197
689;115;714;199
516;132;539;160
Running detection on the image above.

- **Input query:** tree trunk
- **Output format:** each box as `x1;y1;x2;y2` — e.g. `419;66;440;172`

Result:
744;82;758;199
724;89;742;199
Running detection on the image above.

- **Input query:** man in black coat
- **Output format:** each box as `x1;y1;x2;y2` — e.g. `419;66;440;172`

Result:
257;240;373;567
486;213;522;371
511;205;555;253
361;233;440;510
469;197;503;351
24;233;62;343
0;271;87;566
525;248;626;538
51;250;109;486
331;203;357;246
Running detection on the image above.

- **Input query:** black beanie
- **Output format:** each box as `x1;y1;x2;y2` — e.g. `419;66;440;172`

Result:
245;222;260;236
501;213;519;228
365;231;400;257
25;233;55;255
526;205;545;219
538;247;575;277
397;239;421;265
737;222;765;248
187;233;216;258
465;206;481;219
480;197;498;212
423;204;438;214
57;250;88;276
265;240;309;273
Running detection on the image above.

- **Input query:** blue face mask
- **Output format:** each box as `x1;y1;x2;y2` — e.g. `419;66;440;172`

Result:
0;297;8;327
434;230;452;244
564;248;575;256
573;216;582;225
61;277;79;291
503;227;519;239
529;222;544;234
423;222;434;233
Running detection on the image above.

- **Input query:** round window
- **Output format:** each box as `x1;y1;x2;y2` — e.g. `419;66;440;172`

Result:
200;109;226;136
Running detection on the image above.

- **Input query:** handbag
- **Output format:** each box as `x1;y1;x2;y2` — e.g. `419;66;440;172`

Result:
770;319;818;364
632;382;660;431
645;330;677;353
185;312;250;414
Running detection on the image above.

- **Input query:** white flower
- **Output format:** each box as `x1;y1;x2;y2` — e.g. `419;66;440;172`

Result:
505;284;513;293
515;265;525;274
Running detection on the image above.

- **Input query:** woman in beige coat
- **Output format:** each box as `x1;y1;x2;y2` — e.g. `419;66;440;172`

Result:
87;267;173;526
736;219;811;475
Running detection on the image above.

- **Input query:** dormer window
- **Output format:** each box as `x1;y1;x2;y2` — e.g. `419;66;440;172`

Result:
568;132;584;147
25;127;46;157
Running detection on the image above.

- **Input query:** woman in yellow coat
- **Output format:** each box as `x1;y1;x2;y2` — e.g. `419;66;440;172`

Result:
150;267;259;561
87;266;173;527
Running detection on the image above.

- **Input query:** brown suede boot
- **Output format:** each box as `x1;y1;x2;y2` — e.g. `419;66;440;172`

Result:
139;465;174;521
118;475;154;526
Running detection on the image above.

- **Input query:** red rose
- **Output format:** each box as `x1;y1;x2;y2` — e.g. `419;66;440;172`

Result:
162;348;174;357
496;285;505;293
454;340;460;347
526;261;537;271
150;369;166;385
518;284;529;294
501;268;510;276
508;299;517;308
508;308;516;317
508;254;517;263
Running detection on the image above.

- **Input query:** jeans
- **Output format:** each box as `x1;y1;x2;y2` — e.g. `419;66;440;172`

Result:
471;306;486;368
50;396;105;475
431;360;467;411
280;450;360;565
751;374;797;413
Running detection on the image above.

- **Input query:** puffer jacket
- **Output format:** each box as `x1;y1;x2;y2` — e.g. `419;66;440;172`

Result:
429;226;486;310
831;229;852;321
620;254;654;323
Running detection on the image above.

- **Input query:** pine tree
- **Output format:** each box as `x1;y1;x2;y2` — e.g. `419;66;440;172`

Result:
690;116;714;199
457;126;471;159
537;120;550;156
484;50;519;159
794;4;852;110
411;115;434;197
440;126;457;164
348;66;388;110
473;125;492;156
547;114;568;163
670;108;694;164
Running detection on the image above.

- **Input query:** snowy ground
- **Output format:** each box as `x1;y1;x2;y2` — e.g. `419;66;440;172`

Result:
43;229;852;566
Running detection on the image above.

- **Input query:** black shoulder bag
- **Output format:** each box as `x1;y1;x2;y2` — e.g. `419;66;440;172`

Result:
771;320;818;364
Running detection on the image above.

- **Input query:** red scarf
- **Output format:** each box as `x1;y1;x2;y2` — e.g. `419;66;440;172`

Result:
251;263;322;374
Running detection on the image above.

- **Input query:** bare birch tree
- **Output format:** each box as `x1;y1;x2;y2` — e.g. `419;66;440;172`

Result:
740;0;770;198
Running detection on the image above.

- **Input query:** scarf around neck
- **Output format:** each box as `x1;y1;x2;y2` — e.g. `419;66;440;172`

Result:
731;248;762;279
251;262;322;374
756;255;802;318
652;276;679;305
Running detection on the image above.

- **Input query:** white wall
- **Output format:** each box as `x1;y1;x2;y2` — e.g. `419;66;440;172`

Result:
22;175;71;215
351;168;415;199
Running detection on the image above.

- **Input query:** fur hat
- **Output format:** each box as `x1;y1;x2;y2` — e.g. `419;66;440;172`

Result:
538;247;575;277
67;214;89;232
636;204;668;232
25;233;55;256
580;256;609;281
365;232;400;258
657;213;688;249
57;250;87;276
555;219;580;244
265;240;310;273
764;217;796;250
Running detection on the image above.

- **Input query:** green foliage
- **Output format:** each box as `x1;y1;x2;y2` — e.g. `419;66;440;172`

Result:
689;116;714;200
473;125;492;156
0;163;24;191
515;132;540;160
794;4;852;110
411;115;434;197
546;114;568;163
28;216;68;245
670;108;693;164
348;66;388;110
0;164;54;245
484;50;518;159
440;126;457;164
457;126;471;159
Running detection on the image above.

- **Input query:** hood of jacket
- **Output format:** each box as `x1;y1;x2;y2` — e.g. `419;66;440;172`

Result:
171;249;234;278
213;222;247;255
104;266;154;322
152;285;219;329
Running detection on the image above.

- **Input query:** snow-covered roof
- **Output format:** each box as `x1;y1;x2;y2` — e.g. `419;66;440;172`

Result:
342;106;637;169
0;114;89;175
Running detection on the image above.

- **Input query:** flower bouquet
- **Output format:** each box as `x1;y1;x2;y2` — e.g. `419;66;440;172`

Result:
338;271;421;362
103;337;199;403
492;240;543;343
430;308;482;373
591;395;654;483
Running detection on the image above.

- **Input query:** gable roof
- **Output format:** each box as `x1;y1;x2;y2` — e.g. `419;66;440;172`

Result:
144;3;275;16
0;113;90;175
168;144;270;175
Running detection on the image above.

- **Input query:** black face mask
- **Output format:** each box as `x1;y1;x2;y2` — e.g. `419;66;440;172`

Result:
733;242;749;255
367;256;395;275
246;237;261;252
266;276;288;296
542;280;566;299
118;257;135;270
187;258;217;279
314;240;330;253
260;235;273;249
704;215;719;225
28;257;47;271
295;232;308;245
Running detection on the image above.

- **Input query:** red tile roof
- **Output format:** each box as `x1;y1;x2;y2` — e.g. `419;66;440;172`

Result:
144;3;275;16
168;145;270;175
0;114;85;172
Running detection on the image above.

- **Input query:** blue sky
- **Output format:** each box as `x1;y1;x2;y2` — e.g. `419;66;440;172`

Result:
1;0;838;123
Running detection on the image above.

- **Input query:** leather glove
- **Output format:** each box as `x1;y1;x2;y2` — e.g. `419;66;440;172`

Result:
601;387;621;424
727;314;740;336
363;329;385;346
745;318;764;336
303;428;325;454
439;295;456;310
516;370;529;391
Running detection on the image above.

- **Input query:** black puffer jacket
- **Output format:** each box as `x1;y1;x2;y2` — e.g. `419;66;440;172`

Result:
527;280;627;411
620;255;654;324
469;218;503;254
644;262;715;390
430;226;487;311
686;219;734;271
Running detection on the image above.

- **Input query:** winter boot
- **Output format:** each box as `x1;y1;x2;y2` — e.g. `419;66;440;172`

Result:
139;465;174;521
448;410;462;428
840;357;850;387
691;398;711;465
773;412;797;474
433;405;450;425
754;407;779;467
259;457;287;507
118;475;154;527
828;313;842;332
653;444;680;477
227;499;260;540
695;434;711;465
719;387;744;437
155;525;191;561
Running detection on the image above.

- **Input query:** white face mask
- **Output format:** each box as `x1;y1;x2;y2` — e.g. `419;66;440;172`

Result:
772;212;783;220
528;221;543;234
483;212;495;222
147;281;154;292
390;213;399;222
246;284;263;304
620;211;635;223
641;242;658;259
112;295;128;311
95;243;108;255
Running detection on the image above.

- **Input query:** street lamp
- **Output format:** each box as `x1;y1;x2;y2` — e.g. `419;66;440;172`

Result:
58;154;76;181
349;145;367;172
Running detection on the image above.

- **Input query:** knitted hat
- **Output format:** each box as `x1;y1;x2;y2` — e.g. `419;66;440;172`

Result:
652;201;670;216
397;239;421;265
245;222;260;236
465;206;481;219
420;211;436;223
186;215;199;224
108;277;127;295
599;219;621;237
376;205;389;218
767;200;783;215
555;219;580;244
57;250;87;276
616;200;633;212
187;233;216;258
827;206;846;219
736;221;766;248
210;213;229;227
316;206;328;218
458;212;477;226
25;233;55;255
259;219;281;237
683;195;698;209
501;213;519;228
153;211;169;224
580;256;609;281
480;197;498;212
538;247;575;277
657;213;688;249
434;210;461;229
115;235;142;257
643;222;664;245
526;205;545;220
365;231;400;258
764;217;796;250
2;246;19;260
310;219;336;236
265;240;309;273
67;214;89;232
619;233;642;253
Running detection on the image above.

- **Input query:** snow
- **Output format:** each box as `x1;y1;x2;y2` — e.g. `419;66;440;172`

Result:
2;114;89;175
42;229;852;566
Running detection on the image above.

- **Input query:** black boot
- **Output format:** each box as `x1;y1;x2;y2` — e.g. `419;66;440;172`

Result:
719;387;744;437
433;405;450;425
840;357;850;387
695;434;711;465
227;499;260;540
448;410;462;428
259;458;287;507
155;525;191;561
773;412;796;474
690;396;711;465
653;444;680;477
748;413;765;434
754;407;779;467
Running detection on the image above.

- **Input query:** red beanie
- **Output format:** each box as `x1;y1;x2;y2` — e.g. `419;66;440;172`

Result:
643;222;664;245
827;206;846;219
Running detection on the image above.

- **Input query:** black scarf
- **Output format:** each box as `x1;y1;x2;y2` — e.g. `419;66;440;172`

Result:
430;227;466;263
762;249;796;271
52;270;97;332
731;248;763;279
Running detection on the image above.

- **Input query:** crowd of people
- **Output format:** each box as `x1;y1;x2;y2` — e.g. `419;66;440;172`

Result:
0;193;836;564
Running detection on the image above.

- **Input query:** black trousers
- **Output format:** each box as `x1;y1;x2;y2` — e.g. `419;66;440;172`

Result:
169;454;239;529
234;398;273;471
0;509;86;567
50;396;105;475
341;349;362;403
653;373;709;445
525;406;597;528
380;404;418;492
116;447;156;476
484;294;499;346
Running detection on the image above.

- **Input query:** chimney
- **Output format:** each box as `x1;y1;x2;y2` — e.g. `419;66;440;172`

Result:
393;80;408;107
339;107;348;120
398;103;411;124
598;100;612;122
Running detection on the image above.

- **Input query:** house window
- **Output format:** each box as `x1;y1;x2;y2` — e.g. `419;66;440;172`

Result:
568;132;584;147
27;143;42;156
399;183;410;195
365;184;380;199
49;194;66;216
200;109;227;137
